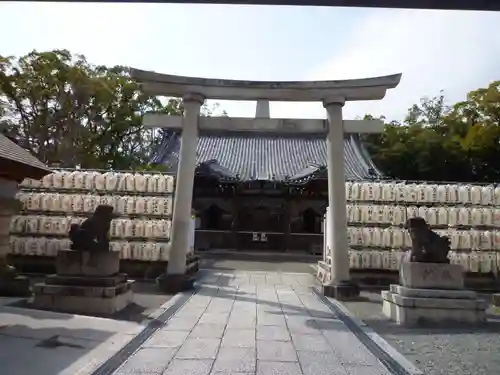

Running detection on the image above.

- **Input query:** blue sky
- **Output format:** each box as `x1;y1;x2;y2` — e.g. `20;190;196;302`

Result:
2;3;500;121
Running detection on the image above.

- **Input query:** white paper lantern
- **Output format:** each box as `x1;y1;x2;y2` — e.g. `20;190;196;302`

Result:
381;183;396;202
351;183;361;201
82;195;96;213
134;174;147;192
437;185;448;203
458;185;471;205
135;197;146;215
345;182;353;201
458;208;471;226
71;194;84;213
104;172;119;192
480;231;493;250
481;185;494;206
447;184;459;203
470;186;481;205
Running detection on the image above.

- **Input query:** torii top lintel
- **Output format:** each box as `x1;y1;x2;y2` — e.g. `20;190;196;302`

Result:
130;68;402;102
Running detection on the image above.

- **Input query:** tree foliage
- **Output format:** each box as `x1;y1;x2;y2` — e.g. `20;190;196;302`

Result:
0;50;221;171
1;50;500;182
363;82;500;183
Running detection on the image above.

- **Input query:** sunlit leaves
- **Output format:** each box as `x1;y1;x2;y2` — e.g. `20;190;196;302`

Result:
364;82;500;183
0;50;182;170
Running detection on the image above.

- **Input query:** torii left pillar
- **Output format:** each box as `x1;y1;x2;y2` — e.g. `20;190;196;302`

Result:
322;97;360;300
159;93;205;294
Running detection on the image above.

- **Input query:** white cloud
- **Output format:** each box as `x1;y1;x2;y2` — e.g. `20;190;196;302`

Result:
2;4;500;123
271;9;500;121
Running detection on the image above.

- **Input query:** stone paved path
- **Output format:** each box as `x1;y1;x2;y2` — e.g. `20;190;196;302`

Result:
114;271;392;375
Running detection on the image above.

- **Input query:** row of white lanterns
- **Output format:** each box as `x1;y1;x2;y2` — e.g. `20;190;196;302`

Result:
19;171;500;206
347;205;500;227
9;236;174;261
347;182;500;205
16;192;500;228
10;216;172;239
17;193;173;216
347;227;500;250
346;250;498;273
10;215;500;250
9;235;497;273
20;171;175;193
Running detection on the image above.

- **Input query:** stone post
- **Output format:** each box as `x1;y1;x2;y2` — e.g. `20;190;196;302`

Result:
322;98;359;299
162;93;205;293
255;100;270;118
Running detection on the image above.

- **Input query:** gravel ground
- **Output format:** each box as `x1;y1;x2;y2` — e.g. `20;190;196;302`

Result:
342;292;500;375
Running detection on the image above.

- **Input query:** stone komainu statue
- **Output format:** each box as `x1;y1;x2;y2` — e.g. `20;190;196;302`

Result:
69;204;115;252
404;217;451;264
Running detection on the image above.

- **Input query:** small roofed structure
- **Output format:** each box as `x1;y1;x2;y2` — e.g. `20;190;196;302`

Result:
0;134;52;181
0;133;52;296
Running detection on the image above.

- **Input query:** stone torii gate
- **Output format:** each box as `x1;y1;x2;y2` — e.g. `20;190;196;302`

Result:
131;69;401;298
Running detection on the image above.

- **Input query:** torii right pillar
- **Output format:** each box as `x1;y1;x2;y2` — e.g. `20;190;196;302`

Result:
323;97;359;299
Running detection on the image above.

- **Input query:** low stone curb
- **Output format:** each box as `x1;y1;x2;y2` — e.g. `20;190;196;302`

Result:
64;289;195;375
313;287;424;375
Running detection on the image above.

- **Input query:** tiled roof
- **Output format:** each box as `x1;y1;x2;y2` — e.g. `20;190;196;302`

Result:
151;130;382;182
0;134;52;179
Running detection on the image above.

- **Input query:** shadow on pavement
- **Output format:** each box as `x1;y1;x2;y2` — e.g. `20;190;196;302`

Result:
194;283;347;332
0;307;140;375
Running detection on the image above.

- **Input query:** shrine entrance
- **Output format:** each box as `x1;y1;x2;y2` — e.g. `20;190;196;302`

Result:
236;198;285;252
132;68;401;296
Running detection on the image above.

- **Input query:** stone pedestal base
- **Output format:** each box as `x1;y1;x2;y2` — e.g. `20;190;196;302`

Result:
383;262;486;326
156;253;200;294
322;280;360;300
33;250;134;315
33;275;134;315
382;285;487;327
33;285;134;315
156;273;196;294
0;275;31;297
56;250;120;277
399;262;464;289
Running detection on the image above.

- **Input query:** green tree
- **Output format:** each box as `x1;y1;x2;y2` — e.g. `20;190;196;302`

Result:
0;50;182;170
445;81;500;181
363;83;500;183
363;94;469;182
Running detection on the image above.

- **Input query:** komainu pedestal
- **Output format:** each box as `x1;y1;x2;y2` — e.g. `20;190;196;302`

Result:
382;262;487;327
33;250;134;315
383;217;487;327
33;205;134;315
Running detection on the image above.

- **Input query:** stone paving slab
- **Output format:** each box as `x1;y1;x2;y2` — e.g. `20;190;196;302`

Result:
0;303;143;375
113;271;393;375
